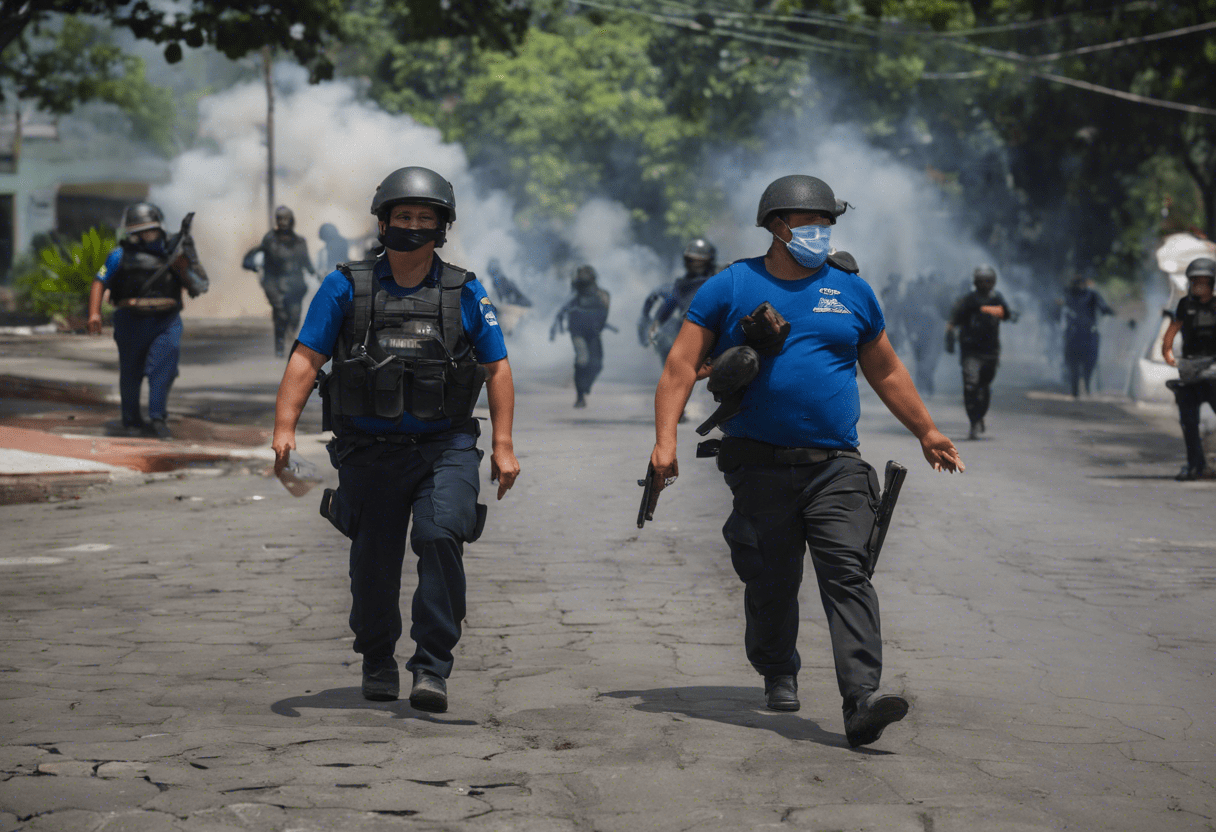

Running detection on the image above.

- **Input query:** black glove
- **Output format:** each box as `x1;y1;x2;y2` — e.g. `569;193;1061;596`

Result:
738;302;790;357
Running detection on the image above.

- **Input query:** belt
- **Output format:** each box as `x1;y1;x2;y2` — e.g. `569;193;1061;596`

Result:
709;436;860;472
117;297;180;313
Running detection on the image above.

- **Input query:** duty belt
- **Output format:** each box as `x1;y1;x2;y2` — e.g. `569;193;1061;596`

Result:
702;435;860;472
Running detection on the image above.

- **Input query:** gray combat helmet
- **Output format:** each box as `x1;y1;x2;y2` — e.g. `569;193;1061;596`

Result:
121;202;164;235
274;206;295;232
1185;257;1216;280
370;166;457;224
756;175;838;228
683;237;716;261
973;264;998;285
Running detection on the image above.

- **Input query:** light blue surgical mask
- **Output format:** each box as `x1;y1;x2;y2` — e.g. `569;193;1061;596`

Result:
779;221;831;270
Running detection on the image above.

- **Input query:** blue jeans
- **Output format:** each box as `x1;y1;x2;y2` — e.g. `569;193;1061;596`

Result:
330;431;486;678
112;309;182;426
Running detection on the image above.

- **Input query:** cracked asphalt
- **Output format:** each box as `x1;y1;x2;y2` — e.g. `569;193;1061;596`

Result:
1;331;1215;831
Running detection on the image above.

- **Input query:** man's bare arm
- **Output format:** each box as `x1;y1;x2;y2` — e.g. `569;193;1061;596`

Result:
272;344;327;472
651;320;716;491
484;358;520;500
87;281;106;335
858;331;964;473
1162;319;1183;366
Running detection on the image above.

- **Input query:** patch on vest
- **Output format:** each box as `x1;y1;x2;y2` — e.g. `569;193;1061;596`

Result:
813;297;852;314
819;287;840;296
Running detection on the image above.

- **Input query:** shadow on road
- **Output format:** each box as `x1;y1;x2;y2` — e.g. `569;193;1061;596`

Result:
600;686;889;753
271;686;477;725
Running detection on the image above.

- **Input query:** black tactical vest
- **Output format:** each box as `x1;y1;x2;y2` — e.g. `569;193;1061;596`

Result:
1179;294;1216;358
107;240;183;306
323;259;487;430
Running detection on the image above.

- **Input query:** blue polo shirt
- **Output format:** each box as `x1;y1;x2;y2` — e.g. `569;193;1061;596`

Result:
297;255;507;435
686;256;885;449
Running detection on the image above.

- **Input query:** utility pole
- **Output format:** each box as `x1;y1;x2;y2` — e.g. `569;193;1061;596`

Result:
263;46;274;229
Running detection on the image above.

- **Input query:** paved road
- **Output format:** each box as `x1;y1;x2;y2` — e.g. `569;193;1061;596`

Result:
1;341;1214;830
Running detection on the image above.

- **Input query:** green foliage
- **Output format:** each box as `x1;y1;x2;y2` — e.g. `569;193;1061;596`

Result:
16;228;116;318
7;18;179;155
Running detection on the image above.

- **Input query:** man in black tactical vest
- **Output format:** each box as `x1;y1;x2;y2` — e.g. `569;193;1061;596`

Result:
243;206;316;357
551;265;612;408
946;265;1016;440
88;202;209;438
1162;257;1216;480
272;167;520;712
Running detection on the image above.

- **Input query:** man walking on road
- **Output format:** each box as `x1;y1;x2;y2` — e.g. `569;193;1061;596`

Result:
271;167;520;712
946;265;1015;440
1061;274;1114;398
243;206;315;358
647;174;963;748
87;203;209;439
551;265;611;408
1162;257;1216;480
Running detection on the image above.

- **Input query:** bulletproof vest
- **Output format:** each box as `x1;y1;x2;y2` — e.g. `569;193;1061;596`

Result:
1179;295;1216;358
958;290;1003;352
107;240;182;305
263;231;307;278
567;287;610;336
323;260;487;429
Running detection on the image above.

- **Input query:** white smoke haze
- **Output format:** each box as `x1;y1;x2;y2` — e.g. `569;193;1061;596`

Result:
151;65;1051;390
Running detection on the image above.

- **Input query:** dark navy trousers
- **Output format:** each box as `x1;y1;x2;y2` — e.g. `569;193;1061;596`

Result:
1172;380;1216;473
722;457;883;711
112;309;182;426
330;433;484;678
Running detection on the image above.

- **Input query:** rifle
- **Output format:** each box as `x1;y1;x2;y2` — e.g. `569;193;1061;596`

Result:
636;463;658;529
865;461;908;578
139;212;207;297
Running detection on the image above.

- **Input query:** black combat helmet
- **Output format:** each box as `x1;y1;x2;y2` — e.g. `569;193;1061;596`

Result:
973;264;998;286
121;202;164;235
756;175;838;228
1185;257;1216;281
370;166;457;224
573;265;597;288
274;206;295;232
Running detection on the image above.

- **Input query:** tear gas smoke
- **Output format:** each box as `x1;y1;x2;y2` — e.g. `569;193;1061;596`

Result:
153;66;1064;390
151;67;670;381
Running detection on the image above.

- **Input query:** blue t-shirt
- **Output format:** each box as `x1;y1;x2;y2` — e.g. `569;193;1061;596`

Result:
297;256;508;435
686;257;885;449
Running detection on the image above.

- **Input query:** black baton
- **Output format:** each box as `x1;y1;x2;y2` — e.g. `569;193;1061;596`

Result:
866;460;908;578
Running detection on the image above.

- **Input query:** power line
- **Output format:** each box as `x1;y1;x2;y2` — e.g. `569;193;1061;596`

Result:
1035;19;1216;61
1030;70;1216;117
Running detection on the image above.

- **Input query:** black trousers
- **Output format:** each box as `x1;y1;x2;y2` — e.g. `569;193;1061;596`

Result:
1172;379;1216;473
571;332;604;395
961;352;999;424
722;457;883;709
1064;330;1099;396
262;274;308;353
330;436;484;678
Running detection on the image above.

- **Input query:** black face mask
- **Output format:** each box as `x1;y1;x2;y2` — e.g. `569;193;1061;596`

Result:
381;226;444;252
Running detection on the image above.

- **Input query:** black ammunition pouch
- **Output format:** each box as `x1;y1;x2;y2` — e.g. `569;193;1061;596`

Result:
323;259;486;432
